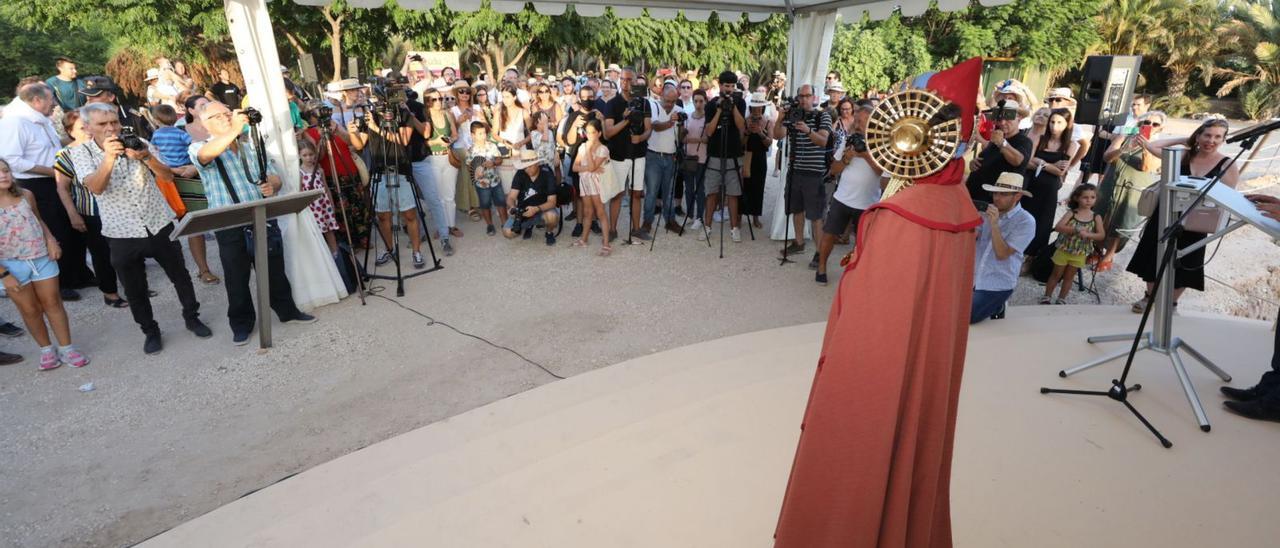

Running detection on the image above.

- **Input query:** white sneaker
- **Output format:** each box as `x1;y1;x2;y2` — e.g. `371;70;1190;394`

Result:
731;227;742;242
689;219;704;231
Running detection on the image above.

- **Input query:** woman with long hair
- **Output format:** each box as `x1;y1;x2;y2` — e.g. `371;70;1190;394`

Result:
450;81;484;223
424;87;463;240
1125;117;1238;312
1094;111;1167;271
682;89;709;231
497;84;530;152
1021;107;1076;259
830;97;858;152
531;84;559;128
742;92;773;229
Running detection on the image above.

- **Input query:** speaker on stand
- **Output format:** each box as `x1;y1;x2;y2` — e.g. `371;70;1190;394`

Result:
1075;55;1143;127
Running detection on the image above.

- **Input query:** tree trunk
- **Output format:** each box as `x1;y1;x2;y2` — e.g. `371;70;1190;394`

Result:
323;6;345;82
1167;70;1190;98
282;30;306;58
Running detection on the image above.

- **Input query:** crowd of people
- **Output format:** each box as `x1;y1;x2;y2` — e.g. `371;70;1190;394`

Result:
2;56;1278;422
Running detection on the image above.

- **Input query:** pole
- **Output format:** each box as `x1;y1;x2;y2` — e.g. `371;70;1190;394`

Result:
253;205;271;348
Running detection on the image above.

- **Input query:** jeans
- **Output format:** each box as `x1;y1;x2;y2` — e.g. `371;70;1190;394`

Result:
970;289;1013;324
428;155;458;228
65;215;119;295
643;151;677;225
411;159;450;242
107;224;200;334
214;224;303;335
683;164;706;221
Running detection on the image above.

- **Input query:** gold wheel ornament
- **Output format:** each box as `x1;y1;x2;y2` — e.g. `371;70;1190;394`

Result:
865;88;963;197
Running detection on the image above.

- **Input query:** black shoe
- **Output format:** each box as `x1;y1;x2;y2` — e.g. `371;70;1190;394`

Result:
0;322;24;338
674;206;685;217
486;224;496;236
781;242;805;256
815;272;828;286
1224;399;1280;423
545;232;556;246
232;330;252;346
591;221;602;235
565;210;578;222
60;288;81;301
143;331;163;355
632;230;652;241
523;227;534;240
185;318;212;338
990;304;1007;320
664;220;685;236
608;230;618;242
284;312;317;324
572;223;584;238
0;351;23;366
808;252;820;270
1221;383;1276;402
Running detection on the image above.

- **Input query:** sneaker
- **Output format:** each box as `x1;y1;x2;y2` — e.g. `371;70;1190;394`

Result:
375;251;394;266
232;331;252;346
143;331;163;355
62;349;89;368
1131;298;1147;314
413;251;425;269
545;232;557;246
1038;296;1052;305
689;219;704;231
565;210;578;222
185;318;213;338
990;304;1007;320
731;228;742;242
808;252;820;270
1054;298;1067;305
38;351;60;371
0;322;23;338
815;272;828;286
664;220;684;236
632;230;652;241
591;221;602;235
572;223;584;238
60;288;81;302
443;240;455;257
781;242;806;255
523;227;534;240
486;224;496;236
284;313;317;324
0;351;22;366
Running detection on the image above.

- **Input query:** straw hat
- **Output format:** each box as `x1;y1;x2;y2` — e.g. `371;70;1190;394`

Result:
144;68;161;82
983;171;1033;197
749;91;770;108
606;63;622;74
1045;87;1078;107
513;149;541;170
826;82;846;94
326;78;367;92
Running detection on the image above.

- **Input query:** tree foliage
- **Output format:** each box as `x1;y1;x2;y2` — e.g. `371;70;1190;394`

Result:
828;14;932;94
0;4;110;101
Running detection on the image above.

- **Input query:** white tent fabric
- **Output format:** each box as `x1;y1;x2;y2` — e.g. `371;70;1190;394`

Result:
224;0;348;311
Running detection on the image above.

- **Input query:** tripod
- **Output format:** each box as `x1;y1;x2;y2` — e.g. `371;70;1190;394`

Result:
1040;142;1252;446
778;118;800;266
701;95;744;258
649;111;686;252
314;119;367;305
359;105;442;297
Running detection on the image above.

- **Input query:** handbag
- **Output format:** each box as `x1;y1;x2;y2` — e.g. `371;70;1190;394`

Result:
153;172;188;219
1137;183;1159;217
448;147;463;169
681;156;702;174
351;151;370;186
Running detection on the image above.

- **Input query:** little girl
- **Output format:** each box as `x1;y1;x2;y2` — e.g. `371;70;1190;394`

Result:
572;119;613;257
0;159;88;370
466;121;508;235
1042;184;1104;304
297;139;340;254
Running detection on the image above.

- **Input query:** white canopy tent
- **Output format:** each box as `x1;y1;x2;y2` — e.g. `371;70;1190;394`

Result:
220;0;1012;305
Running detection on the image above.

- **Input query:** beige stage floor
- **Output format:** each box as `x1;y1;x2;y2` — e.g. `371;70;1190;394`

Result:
143;306;1279;548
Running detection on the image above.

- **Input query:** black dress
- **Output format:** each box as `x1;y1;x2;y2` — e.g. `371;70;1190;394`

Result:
1020;147;1068;257
743;132;767;216
1125;156;1230;291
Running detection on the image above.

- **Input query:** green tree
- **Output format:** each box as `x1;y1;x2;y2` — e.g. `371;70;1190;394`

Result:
1093;0;1164;56
1219;0;1280;117
828;14;932;94
1154;0;1234;98
0;5;111;101
6;0;228;63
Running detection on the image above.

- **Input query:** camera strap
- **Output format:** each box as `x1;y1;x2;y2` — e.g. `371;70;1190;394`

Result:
213;153;246;205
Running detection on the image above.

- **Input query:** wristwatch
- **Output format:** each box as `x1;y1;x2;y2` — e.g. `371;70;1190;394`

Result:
0;270;10;280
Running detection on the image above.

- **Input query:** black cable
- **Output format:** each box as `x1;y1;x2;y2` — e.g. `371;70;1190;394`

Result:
366;291;565;380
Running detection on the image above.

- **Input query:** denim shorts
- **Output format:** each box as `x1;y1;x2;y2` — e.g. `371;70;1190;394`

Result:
374;175;416;213
476;183;506;210
0;255;59;286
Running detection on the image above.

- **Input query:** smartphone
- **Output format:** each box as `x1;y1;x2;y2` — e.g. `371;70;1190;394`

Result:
1121;126;1140;136
1139;125;1153;139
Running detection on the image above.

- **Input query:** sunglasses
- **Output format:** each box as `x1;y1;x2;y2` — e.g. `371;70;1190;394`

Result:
1140;121;1162;127
1048;98;1069;103
680;85;692;89
426;97;440;103
456;90;471;95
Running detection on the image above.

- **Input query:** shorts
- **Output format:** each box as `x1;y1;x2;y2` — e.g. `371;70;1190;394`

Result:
1052;248;1088;268
823;199;864;236
704;156;742;196
0;255;59;286
475;183;506;210
788;171;826;221
611;157;647;193
374;174;416;213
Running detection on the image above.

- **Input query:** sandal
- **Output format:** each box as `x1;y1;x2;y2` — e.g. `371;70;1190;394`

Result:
467;209;481;222
103;296;129;308
1097;258;1113;272
598;245;613;257
571;239;588;247
449;227;464;238
836;235;851;245
198;271;221;285
1038;296;1052;305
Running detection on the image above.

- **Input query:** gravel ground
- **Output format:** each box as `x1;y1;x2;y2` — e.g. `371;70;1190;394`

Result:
1;118;1275;547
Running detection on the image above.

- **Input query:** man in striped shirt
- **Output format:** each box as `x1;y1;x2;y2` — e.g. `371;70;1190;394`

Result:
772;84;832;255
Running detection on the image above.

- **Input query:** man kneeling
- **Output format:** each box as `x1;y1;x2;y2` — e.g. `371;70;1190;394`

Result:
504;150;559;245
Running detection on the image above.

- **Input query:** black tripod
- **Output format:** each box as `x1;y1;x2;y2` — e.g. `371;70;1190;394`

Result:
1040;140;1255;447
702;95;746;258
778;118;800;266
359;105;442;297
313;119;367;305
649;111;686;252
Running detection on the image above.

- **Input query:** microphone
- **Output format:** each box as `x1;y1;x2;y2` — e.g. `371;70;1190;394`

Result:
1226;118;1280;144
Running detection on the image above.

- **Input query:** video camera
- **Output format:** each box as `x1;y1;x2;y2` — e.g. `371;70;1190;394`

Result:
984;99;1020;122
118;126;147;152
783;97;808;130
847;132;867;153
627;84;651;135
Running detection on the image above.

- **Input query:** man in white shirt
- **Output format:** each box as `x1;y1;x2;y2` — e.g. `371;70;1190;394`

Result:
0;82;83;301
814;101;882;285
643;84;685;236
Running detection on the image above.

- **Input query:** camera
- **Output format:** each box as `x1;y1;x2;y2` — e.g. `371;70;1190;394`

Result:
848;132;867;153
674;111;688;124
984;99;1019;122
783;99;807;129
627;95;650;136
509;206;528;220
973;199;992;212
243;107;263;125
118;126;147;151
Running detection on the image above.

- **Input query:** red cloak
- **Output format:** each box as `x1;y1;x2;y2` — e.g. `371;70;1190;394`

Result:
774;58;983;548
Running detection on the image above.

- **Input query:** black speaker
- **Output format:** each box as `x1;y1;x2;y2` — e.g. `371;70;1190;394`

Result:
300;53;318;84
1076;55;1142;127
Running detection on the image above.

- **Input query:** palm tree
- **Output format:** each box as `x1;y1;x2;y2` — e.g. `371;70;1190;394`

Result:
1219;0;1280;117
1094;0;1166;56
1154;0;1235;98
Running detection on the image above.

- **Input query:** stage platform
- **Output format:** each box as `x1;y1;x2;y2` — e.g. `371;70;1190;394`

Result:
142;306;1279;547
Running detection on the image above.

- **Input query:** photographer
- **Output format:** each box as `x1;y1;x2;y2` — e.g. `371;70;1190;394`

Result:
771;84;832;254
67;103;210;354
596;68;654;242
642;84;685;236
966;100;1032;202
971;173;1036;323
702;70;748;241
503;151;559;245
560;85;599;238
192;102;315;346
349;94;429;270
813;101;880;286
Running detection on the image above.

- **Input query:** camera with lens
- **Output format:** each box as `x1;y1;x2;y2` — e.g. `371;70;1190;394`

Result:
627;92;650;135
848;132;868;153
509;206;528;220
674;111;688;125
972;199;992;212
984;99;1019;122
118;126;147;152
783;98;807;130
243;107;263;125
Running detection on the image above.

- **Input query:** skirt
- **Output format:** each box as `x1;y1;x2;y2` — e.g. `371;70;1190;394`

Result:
1125;207;1206;291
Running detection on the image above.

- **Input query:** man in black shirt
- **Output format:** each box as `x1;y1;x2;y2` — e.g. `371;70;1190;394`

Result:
78;76;153;140
966;100;1032;201
560;85;598;238
356;104;427;269
702;70;747;241
211;70;243;109
504;151;559;245
595;68;652;242
771;84;832;254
